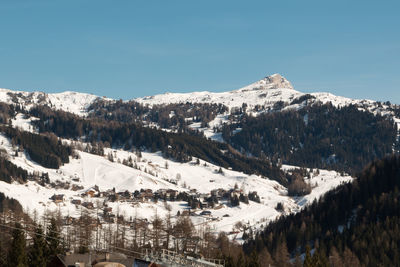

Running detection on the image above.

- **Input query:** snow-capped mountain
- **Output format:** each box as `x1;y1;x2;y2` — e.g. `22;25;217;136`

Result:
0;74;381;116
0;88;102;116
134;73;379;112
0;73;398;246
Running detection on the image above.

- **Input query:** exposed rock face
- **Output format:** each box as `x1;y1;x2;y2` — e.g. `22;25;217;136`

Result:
238;73;294;92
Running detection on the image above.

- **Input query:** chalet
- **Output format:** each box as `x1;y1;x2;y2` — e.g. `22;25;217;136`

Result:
156;189;167;195
82;187;98;198
103;207;112;213
191;200;201;209
71;184;84;191
140;191;154;201
133;190;141;199
144;189;153;194
117;190;132;201
204;199;215;208
98;191;108;198
82;202;94;209
199;193;210;199
50;194;65;203
136;193;146;202
166;189;177;200
71;199;81;205
104;214;115;223
211;188;226;199
110;194;120;202
200;201;209;209
63;216;75;225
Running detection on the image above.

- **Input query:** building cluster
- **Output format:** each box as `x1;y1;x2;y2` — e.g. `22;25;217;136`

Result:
50;185;260;223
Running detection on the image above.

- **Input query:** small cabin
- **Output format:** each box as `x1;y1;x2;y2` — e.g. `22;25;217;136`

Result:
50;194;65;203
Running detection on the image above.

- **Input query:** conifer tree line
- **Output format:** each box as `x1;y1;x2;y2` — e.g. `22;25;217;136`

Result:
0;156;29;183
2;155;399;266
27;105;288;184
238;155;400;266
222;103;398;174
0;100;399;185
0;204;237;267
87;99;228;130
0;125;72;169
0;213;63;267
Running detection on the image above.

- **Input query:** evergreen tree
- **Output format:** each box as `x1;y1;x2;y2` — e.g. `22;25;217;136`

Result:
259;247;273;267
247;251;260;267
274;241;290;267
8;222;27;267
0;241;7;267
45;218;62;263
29;226;46;267
303;245;313;267
328;247;342;267
235;253;245;267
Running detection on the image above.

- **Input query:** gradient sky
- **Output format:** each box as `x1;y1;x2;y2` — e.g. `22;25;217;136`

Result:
0;0;399;103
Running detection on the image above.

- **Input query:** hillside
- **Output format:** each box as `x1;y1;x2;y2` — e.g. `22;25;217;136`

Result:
0;112;352;236
0;74;398;265
240;155;400;267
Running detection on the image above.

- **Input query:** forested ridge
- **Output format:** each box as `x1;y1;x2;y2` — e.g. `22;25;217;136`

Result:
222;103;398;174
87;99;228;130
28;105;288;184
0;156;28;183
0;97;399;266
237;155;400;267
0;126;71;169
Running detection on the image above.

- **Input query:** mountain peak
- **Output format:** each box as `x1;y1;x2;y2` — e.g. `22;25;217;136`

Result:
238;73;294;91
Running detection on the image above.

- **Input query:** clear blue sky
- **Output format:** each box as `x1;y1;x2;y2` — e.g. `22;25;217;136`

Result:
0;0;399;103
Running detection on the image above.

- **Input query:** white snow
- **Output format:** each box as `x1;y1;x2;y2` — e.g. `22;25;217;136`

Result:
0;131;352;238
11;113;39;133
134;74;375;114
0;88;102;116
0;73;390;240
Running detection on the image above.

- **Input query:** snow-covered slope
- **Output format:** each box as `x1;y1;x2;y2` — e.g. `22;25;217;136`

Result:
0;88;101;116
0;73;393;119
136;74;301;109
135;73;377;112
0;123;352;237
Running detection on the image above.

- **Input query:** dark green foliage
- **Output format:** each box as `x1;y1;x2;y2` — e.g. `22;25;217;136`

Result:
290;94;316;105
0;102;16;124
29;106;288;184
28;226;46;267
303;246;313;267
1;126;71;169
0;192;23;213
87;99;228;131
0;156;28;183
45;218;63;263
223;103;397;174
243;155;400;266
8;223;28;267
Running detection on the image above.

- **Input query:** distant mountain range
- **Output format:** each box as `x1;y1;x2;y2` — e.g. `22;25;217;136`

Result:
0;73;398;265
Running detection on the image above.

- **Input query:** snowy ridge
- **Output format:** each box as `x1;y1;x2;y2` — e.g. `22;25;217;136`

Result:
135;74;378;113
237;73;294;91
0;88;102;116
0;73;392;118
